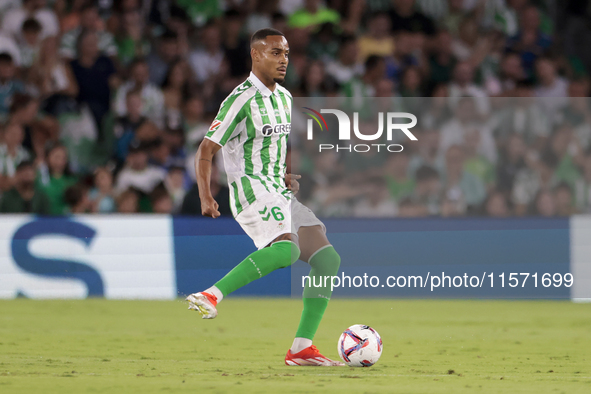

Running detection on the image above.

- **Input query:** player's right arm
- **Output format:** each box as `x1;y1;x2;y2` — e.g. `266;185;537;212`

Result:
195;139;222;218
197;83;252;218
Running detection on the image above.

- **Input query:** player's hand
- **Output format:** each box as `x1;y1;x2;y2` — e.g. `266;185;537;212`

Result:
286;174;301;195
202;196;221;218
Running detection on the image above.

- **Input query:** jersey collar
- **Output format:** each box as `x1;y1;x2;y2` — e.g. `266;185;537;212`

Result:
248;71;279;98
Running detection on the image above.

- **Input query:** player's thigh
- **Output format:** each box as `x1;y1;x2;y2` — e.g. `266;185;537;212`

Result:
297;225;330;263
236;193;292;250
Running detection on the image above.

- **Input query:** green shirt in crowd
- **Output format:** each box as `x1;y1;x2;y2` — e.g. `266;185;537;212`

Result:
0;188;50;214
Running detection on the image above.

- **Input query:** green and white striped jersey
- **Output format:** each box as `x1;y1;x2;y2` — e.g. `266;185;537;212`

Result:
205;72;292;217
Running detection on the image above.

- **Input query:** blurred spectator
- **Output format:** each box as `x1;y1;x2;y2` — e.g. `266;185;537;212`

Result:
64;182;91;213
0;53;25;117
59;0;90;33
306;22;339;63
60;4;117;59
164;166;186;214
114;141;166;196
441;145;486;213
492;80;550;148
88;166;115;213
0;34;21;68
495;51;526;95
0;123;31;192
176;0;222;28
357;12;394;62
0;160;50;214
18;18;43;69
182;95;208;151
245;0;277;34
506;4;552;78
399;65;424;97
384;151;414;201
531;189;556;216
161;60;192;130
114;58;165;128
150;185;173;214
352;180;398;218
398;196;429;217
181;159;231;216
188;22;224;84
411;165;441;215
7;93;58;161
439;97;497;164
1;0;59;40
297;60;335;97
534;56;569;123
512;150;558;215
409;128;443;176
37;143;77;215
483;190;511;217
554;182;575;216
342;55;385;103
70;30;117;130
389;0;436;36
288;0;340;30
385;30;421;84
146;30;181;86
116;188;138;213
427;29;457;91
115;8;150;67
28;37;79;116
325;35;362;85
463;128;495;187
223;10;251;81
161;128;186;168
496;133;528;193
448;61;490;117
112;89;156;165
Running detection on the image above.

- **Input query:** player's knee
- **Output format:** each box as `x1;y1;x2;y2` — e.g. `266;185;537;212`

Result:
310;246;340;275
286;241;301;267
274;240;300;268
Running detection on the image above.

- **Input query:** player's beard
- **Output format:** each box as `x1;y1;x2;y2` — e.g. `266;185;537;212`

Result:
273;77;285;84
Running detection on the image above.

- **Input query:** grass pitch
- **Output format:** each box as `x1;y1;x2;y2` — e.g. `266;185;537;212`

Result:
0;299;590;393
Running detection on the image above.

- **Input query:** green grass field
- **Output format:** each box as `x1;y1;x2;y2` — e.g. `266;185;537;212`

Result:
0;299;590;393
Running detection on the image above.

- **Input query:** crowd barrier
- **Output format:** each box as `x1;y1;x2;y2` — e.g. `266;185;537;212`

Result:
1;215;589;300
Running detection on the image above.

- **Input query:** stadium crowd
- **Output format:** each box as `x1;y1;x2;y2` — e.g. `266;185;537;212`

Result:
0;0;589;217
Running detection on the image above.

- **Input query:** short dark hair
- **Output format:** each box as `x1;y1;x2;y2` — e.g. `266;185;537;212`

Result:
9;93;35;114
251;28;285;46
64;183;87;207
0;52;14;64
16;160;34;172
22;18;42;33
415;165;439;182
365;55;384;72
160;30;178;42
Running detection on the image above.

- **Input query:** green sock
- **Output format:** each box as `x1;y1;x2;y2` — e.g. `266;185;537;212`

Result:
215;240;300;296
295;246;341;340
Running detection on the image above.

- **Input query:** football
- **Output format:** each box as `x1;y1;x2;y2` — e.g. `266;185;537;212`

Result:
337;324;383;367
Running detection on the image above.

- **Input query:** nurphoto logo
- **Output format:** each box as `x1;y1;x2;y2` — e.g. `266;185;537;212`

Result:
303;107;418;153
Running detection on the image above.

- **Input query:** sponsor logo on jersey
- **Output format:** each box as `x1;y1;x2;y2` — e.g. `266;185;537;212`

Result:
262;123;291;137
209;120;222;132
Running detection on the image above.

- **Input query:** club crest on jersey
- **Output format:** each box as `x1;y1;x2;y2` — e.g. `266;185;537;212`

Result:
262;123;291;137
209;120;222;132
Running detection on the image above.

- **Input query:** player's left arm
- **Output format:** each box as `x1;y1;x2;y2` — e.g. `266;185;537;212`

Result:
286;173;301;195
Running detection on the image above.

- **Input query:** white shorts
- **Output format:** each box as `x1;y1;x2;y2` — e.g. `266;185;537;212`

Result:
235;193;326;250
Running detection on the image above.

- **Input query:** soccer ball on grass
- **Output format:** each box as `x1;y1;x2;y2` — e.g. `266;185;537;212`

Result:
337;324;382;367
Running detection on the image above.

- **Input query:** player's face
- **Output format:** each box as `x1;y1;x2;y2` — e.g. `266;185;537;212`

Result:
253;35;289;83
